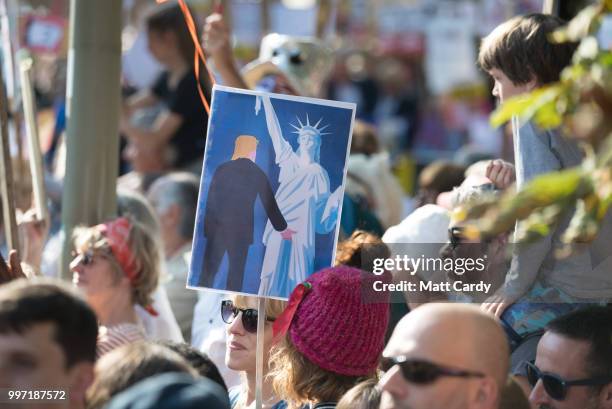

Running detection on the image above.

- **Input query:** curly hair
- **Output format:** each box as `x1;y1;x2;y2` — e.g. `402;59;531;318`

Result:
269;337;369;409
335;230;390;273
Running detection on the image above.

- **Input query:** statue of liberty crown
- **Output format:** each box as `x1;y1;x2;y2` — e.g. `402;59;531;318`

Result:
290;114;331;137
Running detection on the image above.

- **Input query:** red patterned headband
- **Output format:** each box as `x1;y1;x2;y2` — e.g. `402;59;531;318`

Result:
96;217;158;317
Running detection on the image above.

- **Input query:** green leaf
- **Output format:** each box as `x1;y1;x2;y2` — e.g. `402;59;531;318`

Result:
516;221;551;242
596;132;612;167
515;204;565;241
562;197;600;243
599;193;612;221
598;51;612;68
574;36;600;61
561;63;587;83
490;94;539;127
550;5;601;43
490;85;564;128
520;168;590;205
533;100;563;128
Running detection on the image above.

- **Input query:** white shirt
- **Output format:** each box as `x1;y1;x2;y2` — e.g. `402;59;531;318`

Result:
164;243;198;341
136;285;184;343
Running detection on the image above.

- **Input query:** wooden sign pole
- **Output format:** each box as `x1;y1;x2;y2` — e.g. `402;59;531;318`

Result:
255;278;270;409
18;52;48;222
0;62;19;250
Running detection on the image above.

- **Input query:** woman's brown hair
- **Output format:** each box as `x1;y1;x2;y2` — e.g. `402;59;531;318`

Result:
335;230;390;273
269;337;369;409
145;3;198;66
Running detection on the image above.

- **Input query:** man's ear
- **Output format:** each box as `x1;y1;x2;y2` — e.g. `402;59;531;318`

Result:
471;377;498;409
158;203;180;226
600;382;612;409
68;361;94;408
167;203;182;224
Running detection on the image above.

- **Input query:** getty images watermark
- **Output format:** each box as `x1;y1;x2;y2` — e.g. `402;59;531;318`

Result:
369;254;493;295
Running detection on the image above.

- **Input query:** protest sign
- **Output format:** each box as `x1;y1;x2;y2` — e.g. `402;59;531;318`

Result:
188;85;355;299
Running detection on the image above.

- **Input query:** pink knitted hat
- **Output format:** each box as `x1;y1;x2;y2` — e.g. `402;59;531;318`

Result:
280;265;390;376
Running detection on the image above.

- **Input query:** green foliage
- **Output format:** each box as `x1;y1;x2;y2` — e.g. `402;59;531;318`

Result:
490;85;564;128
549;4;602;43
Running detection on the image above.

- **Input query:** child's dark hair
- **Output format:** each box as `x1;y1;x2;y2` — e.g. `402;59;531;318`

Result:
478;13;578;85
145;3;198;66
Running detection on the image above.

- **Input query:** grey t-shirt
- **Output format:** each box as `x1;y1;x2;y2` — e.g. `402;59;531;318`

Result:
504;118;612;300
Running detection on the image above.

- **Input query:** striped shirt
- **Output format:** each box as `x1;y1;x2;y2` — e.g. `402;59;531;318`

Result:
97;323;146;358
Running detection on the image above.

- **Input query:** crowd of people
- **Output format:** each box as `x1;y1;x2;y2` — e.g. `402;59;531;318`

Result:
0;3;611;409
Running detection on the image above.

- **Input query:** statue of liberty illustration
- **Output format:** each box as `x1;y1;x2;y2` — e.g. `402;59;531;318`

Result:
256;94;343;297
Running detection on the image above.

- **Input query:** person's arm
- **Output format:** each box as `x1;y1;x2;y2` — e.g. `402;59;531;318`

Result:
17;209;49;274
486;159;515;189
483;229;554;316
0;250;25;285
202;13;248;89
317;184;343;234
483;121;563;317
255;165;294;240
260;96;292;158
121;110;183;147
124;89;160;116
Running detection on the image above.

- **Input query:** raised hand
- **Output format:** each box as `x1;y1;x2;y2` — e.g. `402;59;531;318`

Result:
0;250;26;285
486;159;515;189
202;13;232;65
17;208;49;272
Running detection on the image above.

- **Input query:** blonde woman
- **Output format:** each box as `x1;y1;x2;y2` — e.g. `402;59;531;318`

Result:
71;216;160;356
222;295;286;409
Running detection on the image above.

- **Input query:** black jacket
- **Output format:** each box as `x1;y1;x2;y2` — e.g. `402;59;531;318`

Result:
204;158;287;244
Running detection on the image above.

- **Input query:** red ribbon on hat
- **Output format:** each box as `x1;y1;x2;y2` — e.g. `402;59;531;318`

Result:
273;282;312;339
97;217;158;317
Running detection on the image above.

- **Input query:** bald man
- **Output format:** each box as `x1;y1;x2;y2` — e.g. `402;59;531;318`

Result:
379;303;509;409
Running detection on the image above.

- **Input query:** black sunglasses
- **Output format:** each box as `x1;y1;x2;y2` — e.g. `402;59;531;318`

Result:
525;361;612;401
385;357;485;384
448;226;465;250
71;249;98;266
221;300;275;333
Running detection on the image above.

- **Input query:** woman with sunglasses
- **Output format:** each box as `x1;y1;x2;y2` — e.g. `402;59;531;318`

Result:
71;217;160;357
269;265;390;409
221;296;287;409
